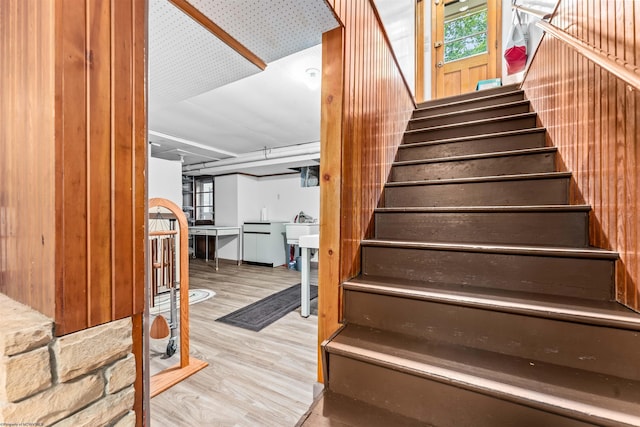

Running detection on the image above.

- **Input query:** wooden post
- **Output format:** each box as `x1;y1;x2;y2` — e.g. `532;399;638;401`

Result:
318;26;345;382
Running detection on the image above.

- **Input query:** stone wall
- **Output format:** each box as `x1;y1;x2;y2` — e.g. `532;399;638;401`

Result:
0;294;136;426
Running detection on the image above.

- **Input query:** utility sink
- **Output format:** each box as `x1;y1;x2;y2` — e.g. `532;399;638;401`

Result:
299;234;319;249
285;223;319;244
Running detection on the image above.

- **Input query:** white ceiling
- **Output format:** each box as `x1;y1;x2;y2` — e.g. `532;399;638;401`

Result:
373;0;415;94
148;0;338;175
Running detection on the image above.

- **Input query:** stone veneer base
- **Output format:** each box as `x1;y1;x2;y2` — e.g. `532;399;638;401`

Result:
0;293;137;427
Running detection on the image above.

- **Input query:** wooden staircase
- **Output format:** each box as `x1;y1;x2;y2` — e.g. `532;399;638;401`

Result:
299;85;640;427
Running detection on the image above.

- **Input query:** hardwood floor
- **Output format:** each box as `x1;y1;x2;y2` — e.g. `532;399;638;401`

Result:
150;259;319;427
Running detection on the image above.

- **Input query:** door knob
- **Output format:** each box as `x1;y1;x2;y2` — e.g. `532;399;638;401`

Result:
436;61;444;68
434;41;443;48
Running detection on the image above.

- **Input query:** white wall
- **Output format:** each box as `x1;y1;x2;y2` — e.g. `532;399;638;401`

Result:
241;174;320;223
374;0;416;95
422;3;432;101
213;175;239;260
502;0;524;85
148;157;182;207
502;0;555;84
148;156;183;278
214;175;239;226
214;173;320;260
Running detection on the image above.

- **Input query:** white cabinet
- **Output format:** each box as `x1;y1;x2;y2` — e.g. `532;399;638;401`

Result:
242;222;287;267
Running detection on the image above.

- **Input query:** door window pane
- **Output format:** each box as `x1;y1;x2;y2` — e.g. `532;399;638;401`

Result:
444;2;488;63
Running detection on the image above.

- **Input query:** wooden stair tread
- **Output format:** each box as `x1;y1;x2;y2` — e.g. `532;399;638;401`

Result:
361;239;619;259
297;390;425;427
416;84;521;108
393;147;556;166
344;276;640;331
400;128;546;149
385;171;571;187
404;112;537;134
409;99;530;124
375;204;591;213
413;90;524;114
322;79;636;426
327;325;640;426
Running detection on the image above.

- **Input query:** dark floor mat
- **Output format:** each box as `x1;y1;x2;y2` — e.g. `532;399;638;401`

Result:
216;284;318;331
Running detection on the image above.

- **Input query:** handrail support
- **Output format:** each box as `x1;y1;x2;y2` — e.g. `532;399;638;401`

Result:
537;20;640;92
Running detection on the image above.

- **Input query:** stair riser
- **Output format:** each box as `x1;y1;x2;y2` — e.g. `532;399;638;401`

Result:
397;131;546;161
343;290;639;380
404;115;537;144
326;354;595;427
384;177;569;207
413;92;525;119
361;246;614;300
409;103;530;129
374;211;588;247
391;151;555;182
417;85;521;109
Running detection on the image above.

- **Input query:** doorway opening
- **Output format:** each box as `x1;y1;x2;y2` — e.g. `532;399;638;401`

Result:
431;0;502;99
144;1;338;425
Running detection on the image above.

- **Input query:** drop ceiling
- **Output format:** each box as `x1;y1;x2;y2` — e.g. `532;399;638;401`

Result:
148;0;339;175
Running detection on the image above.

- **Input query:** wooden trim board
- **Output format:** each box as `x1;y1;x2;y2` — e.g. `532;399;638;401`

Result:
150;356;209;398
168;0;267;70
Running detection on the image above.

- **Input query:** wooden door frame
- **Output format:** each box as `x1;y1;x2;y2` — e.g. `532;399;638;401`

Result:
430;0;502;98
415;0;426;103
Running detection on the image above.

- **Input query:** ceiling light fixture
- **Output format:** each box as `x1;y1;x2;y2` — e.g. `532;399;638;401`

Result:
180;155;185;163
459;5;469;11
304;68;320;90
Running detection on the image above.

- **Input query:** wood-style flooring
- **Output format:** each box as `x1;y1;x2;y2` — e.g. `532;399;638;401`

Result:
150;259;319;427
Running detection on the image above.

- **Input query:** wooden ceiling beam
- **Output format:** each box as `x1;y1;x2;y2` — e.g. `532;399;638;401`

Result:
168;0;267;70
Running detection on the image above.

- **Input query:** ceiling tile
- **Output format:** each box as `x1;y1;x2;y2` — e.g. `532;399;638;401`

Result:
188;0;338;62
149;0;263;108
148;0;338;172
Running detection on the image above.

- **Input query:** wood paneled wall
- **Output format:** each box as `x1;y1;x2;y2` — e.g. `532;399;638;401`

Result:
0;0;57;319
522;0;639;310
56;0;147;333
319;0;415;376
1;0;147;335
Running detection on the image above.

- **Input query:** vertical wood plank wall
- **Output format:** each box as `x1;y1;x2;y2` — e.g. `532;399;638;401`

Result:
55;0;146;334
522;0;639;310
319;0;415;375
0;0;57;318
0;0;147;335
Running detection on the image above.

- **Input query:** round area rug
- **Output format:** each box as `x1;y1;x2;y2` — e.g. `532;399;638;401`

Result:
150;288;215;315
